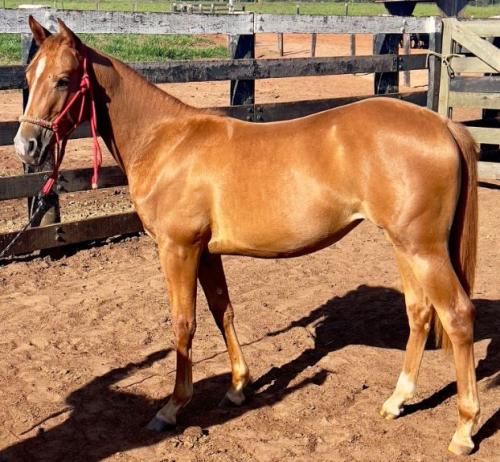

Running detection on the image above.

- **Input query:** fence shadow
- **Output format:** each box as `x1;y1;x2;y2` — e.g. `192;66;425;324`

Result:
0;285;497;461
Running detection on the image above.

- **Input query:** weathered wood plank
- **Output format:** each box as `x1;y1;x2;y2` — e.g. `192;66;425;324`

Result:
452;56;498;74
427;19;442;111
438;19;453;117
448;92;500;110
137;54;428;82
0;9;254;35
0;65;24;90
468;127;500;145
450;76;500;94
478;161;500;180
0;54;429;91
0;121;89;146
0;166;127;201
0;121;19;146
0;10;439;35
451;20;500;72
458;20;500;38
0;212;143;258
254;14;438;34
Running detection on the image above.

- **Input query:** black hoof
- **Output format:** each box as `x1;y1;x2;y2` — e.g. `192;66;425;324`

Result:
218;395;244;408
146;416;175;432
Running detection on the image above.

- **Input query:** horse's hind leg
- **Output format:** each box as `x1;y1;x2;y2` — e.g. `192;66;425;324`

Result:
394;245;479;455
198;253;250;406
381;250;433;419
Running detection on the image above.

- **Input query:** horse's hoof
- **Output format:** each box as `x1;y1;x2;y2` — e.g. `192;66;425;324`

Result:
379;407;399;420
218;395;239;408
218;388;246;408
146;416;175;433
448;439;474;456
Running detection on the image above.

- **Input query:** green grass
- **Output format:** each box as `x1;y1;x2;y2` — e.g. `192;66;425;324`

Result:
81;34;227;61
0;33;19;65
0;34;228;65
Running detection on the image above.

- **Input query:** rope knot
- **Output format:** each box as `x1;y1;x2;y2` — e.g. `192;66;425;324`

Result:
426;51;462;79
80;77;90;92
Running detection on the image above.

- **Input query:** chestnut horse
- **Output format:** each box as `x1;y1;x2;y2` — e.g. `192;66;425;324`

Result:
14;17;480;455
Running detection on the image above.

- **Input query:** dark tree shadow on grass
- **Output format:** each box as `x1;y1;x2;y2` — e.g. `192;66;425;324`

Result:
0;285;497;461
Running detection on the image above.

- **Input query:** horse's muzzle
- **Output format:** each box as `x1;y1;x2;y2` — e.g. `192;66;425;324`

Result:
14;127;51;166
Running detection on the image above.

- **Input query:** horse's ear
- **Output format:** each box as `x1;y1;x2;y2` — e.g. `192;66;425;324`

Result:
28;15;51;46
57;18;82;50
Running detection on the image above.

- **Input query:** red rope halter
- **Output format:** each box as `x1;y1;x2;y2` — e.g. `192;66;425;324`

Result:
19;47;102;196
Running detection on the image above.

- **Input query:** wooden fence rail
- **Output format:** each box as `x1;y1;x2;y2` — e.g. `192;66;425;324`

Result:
0;9;438;35
0;54;430;92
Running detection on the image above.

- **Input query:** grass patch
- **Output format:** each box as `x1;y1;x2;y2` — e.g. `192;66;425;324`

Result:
0;34;228;65
0;34;21;65
81;34;228;61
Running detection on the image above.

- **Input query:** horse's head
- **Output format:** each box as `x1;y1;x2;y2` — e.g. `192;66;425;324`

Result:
14;16;84;165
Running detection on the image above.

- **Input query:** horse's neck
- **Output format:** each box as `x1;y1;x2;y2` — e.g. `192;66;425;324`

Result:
89;48;198;172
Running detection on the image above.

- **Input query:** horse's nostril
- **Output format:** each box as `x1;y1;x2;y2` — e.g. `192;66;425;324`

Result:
28;139;36;155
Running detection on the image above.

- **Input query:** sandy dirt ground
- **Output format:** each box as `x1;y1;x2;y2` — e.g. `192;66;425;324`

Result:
0;34;498;462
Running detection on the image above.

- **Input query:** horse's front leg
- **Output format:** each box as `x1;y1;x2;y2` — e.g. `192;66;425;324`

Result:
148;240;201;431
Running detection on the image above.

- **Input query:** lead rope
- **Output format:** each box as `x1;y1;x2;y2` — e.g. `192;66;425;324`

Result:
0;197;47;259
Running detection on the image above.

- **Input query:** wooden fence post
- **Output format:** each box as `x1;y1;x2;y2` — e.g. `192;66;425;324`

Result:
310;33;317;58
21;31;60;228
229;34;255;110
427;18;442;111
402;32;411;87
375;2;416;95
349;34;356;57
278;33;284;56
373;33;400;94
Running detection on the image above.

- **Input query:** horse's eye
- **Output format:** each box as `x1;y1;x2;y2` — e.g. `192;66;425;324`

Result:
56;78;69;90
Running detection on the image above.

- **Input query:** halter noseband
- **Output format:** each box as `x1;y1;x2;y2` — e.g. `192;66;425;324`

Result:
19;47;102;196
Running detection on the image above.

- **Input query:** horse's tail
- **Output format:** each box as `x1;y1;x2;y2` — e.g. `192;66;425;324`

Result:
434;120;479;352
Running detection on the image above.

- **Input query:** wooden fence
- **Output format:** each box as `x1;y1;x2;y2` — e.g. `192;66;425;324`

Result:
438;18;500;180
0;8;470;258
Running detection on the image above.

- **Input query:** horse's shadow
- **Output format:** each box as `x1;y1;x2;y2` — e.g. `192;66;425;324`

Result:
0;285;498;461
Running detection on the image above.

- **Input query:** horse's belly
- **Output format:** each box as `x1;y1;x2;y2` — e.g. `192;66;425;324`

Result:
207;211;363;258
